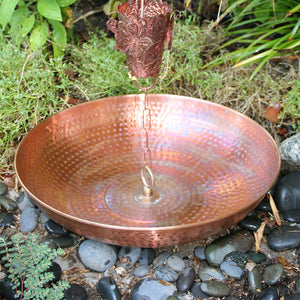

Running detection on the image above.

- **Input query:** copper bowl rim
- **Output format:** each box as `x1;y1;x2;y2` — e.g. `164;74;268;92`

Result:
15;94;281;232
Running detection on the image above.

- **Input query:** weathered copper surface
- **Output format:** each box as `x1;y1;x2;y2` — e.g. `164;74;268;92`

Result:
107;0;173;78
15;94;280;248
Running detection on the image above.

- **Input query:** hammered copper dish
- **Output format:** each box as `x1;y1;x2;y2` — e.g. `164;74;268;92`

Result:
15;94;280;247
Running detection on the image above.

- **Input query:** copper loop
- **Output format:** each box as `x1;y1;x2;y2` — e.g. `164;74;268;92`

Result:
141;165;155;189
142;108;151;131
143;150;152;167
133;76;157;90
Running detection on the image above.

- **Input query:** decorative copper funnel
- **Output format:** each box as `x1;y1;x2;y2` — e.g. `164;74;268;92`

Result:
107;0;174;78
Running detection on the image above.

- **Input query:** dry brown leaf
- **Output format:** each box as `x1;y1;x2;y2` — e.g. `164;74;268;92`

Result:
253;221;266;252
264;104;281;123
268;193;282;226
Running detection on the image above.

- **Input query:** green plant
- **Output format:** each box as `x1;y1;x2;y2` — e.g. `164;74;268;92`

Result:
0;37;71;168
0;233;69;299
205;0;300;80
0;0;78;57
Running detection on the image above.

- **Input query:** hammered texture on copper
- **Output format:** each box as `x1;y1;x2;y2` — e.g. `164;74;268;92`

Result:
15;94;280;247
107;0;173;78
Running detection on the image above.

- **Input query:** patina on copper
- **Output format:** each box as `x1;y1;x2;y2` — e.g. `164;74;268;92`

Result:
15;95;280;248
107;0;174;78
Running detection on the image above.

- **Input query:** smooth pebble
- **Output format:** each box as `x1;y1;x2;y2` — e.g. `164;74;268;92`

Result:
0;196;17;211
96;277;121;300
167;255;186;272
200;281;230;297
0;182;8;196
118;247;141;269
176;267;195;292
133;265;149;278
64;283;88;300
263;264;283;285
155;266;178;282
78;239;117;272
267;225;300;251
248;267;262;294
131;278;176;300
138;248;156;266
19;207;38;232
194;246;206;260
197;266;226;281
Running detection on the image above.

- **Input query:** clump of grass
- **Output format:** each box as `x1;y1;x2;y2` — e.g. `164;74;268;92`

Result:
0;41;72;169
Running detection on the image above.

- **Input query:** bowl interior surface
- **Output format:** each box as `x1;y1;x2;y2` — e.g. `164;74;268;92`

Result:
15;94;280;238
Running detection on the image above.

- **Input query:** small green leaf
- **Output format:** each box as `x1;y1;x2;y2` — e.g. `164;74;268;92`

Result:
30;22;49;51
56;0;78;7
51;20;67;57
37;0;62;21
0;0;19;29
21;14;35;36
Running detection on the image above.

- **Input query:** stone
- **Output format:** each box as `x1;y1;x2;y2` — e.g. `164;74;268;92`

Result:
78;239;117;272
200;281;231;297
267;225;300;251
96;277;121;300
17;192;36;211
46;261;62;283
254;287;278;300
0;196;18;211
50;235;77;248
246;251;267;264
133;265;149;278
284;295;300;300
0;212;15;228
45;219;70;236
194;246;206;260
176;267;195;292
19;207;38;232
131;278;176;300
39;211;50;224
64;283;88;300
0;277;17;299
257;197;272;212
283;209;300;223
138;248;156;266
167;255;186;272
274;171;300;211
263;264;283;285
220;259;246;280
191;282;210;299
295;277;300;292
40;236;58;249
118;247;141;269
205;243;236;267
197;266;226;281
154;266;178;282
153;251;171;268
279;132;300;174
238;216;263;232
0;182;8;196
205;230;254;266
248;267;262;294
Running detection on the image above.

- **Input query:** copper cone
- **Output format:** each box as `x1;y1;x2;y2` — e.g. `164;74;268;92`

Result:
107;0;174;78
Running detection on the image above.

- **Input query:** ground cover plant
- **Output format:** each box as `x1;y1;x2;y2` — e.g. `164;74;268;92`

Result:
0;233;69;299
